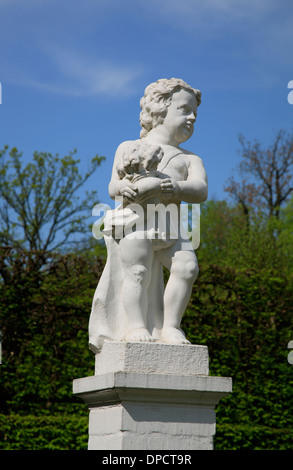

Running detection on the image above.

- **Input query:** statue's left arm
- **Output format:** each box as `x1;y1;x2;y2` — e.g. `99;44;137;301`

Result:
161;154;208;204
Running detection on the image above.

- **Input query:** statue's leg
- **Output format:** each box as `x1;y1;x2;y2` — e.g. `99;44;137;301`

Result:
157;239;199;344
119;235;155;342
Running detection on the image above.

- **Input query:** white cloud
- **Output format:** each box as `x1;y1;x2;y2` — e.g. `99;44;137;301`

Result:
0;0;144;98
43;45;144;97
2;44;144;98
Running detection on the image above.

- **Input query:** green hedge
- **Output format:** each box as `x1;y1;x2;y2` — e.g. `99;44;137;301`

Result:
1;250;293;450
2;414;293;450
0;414;88;450
215;423;293;450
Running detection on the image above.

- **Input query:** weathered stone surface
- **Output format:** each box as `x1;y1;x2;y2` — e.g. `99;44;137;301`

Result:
73;342;232;450
94;341;209;376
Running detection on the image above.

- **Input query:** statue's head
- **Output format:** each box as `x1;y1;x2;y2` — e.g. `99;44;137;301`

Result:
139;78;201;138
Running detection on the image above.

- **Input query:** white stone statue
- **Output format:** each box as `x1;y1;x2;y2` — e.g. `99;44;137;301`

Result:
89;78;208;353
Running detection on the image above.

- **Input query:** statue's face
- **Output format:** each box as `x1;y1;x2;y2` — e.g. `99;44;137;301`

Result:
161;89;197;145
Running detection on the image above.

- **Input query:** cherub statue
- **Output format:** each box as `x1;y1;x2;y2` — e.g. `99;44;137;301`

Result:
89;78;208;352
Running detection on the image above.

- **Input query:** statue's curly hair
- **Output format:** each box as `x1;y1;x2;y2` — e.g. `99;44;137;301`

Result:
139;78;201;138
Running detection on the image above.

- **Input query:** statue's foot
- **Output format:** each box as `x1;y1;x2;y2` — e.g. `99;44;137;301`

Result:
127;327;155;343
161;327;191;345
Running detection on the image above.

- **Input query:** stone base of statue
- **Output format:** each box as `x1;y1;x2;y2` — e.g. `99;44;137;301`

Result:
73;341;232;450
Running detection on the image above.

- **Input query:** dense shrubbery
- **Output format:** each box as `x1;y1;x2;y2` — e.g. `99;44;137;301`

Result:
0;414;88;450
1;225;293;449
0;249;103;416
215;424;293;450
183;263;293;442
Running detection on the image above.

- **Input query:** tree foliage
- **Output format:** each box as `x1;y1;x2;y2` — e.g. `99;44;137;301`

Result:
0;146;105;252
198;198;293;280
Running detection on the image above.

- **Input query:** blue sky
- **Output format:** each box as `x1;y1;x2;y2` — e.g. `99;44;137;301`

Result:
1;0;293;212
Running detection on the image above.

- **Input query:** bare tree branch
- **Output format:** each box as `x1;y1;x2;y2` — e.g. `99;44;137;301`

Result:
225;130;293;219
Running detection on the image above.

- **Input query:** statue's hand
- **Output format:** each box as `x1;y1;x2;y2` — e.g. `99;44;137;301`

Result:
160;178;180;199
120;180;138;202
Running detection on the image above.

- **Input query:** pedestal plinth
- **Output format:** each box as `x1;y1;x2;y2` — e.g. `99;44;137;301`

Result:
73;342;232;450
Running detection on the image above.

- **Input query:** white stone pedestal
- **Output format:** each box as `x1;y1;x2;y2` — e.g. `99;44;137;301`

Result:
73;341;232;450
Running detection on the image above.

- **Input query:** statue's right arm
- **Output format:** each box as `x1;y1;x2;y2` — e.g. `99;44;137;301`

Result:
108;141;138;201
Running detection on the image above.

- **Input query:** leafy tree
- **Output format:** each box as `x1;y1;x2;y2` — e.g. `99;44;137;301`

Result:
0;146;105;252
198;199;249;266
197;199;287;277
277;194;293;274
